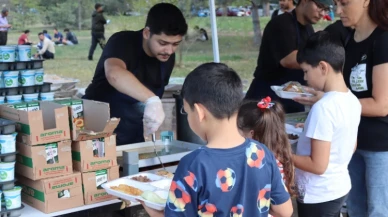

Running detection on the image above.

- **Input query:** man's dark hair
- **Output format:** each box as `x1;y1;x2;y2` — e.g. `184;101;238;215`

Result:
38;32;44;36
1;8;8;14
54;28;58;31
64;28;70;32
43;30;48;34
145;3;188;36
24;30;30;34
181;63;243;119
95;3;103;10
297;31;345;73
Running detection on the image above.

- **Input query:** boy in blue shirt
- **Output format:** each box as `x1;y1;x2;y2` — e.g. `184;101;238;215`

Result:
142;63;293;217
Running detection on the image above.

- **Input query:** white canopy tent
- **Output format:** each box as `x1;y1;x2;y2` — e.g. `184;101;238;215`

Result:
208;0;220;63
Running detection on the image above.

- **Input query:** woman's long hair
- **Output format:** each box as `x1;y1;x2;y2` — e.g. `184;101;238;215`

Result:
369;0;388;31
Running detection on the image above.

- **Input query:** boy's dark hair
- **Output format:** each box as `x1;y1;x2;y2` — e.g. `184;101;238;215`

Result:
43;30;47;34
54;28;58;31
38;32;43;36
64;28;70;32
145;3;188;36
297;31;345;72
24;30;30;34
181;63;243;119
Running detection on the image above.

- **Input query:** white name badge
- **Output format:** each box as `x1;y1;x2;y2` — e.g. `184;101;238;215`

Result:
350;63;368;92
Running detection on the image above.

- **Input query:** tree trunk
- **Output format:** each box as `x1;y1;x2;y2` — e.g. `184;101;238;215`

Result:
78;0;82;30
263;1;270;16
251;1;262;47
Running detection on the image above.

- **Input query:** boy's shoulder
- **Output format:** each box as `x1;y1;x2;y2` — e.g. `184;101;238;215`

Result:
178;139;276;170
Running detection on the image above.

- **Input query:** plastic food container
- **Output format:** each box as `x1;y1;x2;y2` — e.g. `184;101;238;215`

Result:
102;173;171;211
17;45;32;62
3;186;22;210
0;46;15;62
0;133;17;154
3;71;19;88
40;92;55;101
23;93;39;102
0;71;3;88
271;85;313;99
6;95;22;104
34;68;44;85
0;162;15;182
19;70;35;86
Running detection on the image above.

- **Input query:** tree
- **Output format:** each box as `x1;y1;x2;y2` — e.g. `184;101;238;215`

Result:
250;0;262;47
9;0;40;29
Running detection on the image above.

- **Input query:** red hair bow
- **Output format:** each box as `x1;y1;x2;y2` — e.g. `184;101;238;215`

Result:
257;96;274;109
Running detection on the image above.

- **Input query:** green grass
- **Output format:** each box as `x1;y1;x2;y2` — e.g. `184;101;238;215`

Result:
5;16;332;88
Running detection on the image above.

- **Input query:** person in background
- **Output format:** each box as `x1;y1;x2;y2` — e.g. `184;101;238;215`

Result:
88;3;107;60
18;30;33;45
271;0;295;19
0;8;11;45
53;28;63;45
63;28;78;46
83;3;187;145
293;31;360;217
43;30;52;40
141;63;293;217
238;99;295;195
329;5;335;21
34;32;55;59
245;0;330;113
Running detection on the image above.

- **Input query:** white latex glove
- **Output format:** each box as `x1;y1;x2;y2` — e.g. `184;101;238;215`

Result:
143;96;165;136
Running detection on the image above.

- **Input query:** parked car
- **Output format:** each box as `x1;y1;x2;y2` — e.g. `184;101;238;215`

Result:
197;8;210;17
216;7;249;17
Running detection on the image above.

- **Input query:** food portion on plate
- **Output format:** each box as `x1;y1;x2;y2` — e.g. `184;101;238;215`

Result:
271;81;313;99
282;81;306;93
141;191;168;205
110;184;143;196
157;170;174;179
131;175;152;182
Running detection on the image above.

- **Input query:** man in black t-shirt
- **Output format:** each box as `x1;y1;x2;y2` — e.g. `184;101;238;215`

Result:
246;0;332;113
84;3;187;145
271;0;295;20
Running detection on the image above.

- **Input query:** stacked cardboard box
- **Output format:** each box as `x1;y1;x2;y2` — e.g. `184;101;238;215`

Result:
55;99;120;205
0;101;84;213
1;99;120;213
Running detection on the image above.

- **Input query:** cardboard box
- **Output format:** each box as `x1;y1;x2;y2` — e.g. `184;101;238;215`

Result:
72;135;117;172
17;140;73;180
19;172;84;213
0;101;71;146
82;166;119;205
54;99;120;141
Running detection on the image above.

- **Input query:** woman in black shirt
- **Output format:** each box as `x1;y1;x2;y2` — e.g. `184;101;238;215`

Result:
338;0;388;216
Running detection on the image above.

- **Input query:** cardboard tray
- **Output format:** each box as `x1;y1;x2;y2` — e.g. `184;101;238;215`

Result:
102;173;171;211
271;85;313;99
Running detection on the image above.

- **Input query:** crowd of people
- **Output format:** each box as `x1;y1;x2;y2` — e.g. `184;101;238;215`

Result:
0;6;79;60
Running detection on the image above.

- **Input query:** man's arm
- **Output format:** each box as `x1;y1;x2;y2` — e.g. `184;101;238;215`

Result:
39;40;48;54
280;50;300;69
104;58;155;102
98;13;107;25
270;16;300;70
